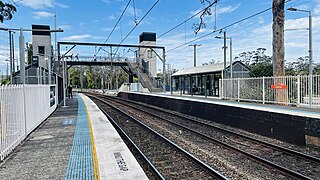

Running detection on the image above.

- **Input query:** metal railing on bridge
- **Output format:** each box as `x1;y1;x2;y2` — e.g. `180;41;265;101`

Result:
220;75;320;108
0;85;57;160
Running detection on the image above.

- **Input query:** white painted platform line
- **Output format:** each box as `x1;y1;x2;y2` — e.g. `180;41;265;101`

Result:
79;94;148;180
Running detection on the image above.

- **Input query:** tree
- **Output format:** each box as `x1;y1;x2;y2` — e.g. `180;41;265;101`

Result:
285;56;313;76
272;0;285;76
202;59;217;66
0;1;16;23
272;0;287;104
234;48;273;77
250;63;273;77
193;0;220;34
26;43;33;65
314;63;320;75
86;68;94;89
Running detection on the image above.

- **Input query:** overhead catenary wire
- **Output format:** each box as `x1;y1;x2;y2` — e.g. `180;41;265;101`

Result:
157;0;220;39
167;0;293;53
94;0;132;57
119;0;160;45
103;0;132;44
113;0;160;55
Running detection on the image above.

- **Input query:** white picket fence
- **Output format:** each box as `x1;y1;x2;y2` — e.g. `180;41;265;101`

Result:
220;75;320;108
0;85;57;160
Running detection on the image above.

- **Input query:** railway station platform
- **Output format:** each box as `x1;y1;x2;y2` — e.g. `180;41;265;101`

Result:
0;93;147;180
118;92;320;147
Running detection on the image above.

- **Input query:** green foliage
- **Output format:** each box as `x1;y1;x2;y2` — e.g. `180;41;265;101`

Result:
249;63;273;77
314;63;320;75
285;56;311;76
26;43;33;65
86;68;94;89
0;1;16;23
1;77;10;85
69;67;78;86
235;48;273;77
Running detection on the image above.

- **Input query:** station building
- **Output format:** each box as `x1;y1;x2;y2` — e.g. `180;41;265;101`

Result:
139;32;157;77
171;61;250;96
32;24;53;69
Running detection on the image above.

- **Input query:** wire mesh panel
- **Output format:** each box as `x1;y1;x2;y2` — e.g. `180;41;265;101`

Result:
221;75;320;108
0;85;57;160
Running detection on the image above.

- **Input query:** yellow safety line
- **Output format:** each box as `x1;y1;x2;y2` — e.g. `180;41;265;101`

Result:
83;97;101;180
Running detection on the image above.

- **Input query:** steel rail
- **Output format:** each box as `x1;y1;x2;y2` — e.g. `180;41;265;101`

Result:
105;94;320;164
95;94;313;180
87;94;164;180
86;94;228;180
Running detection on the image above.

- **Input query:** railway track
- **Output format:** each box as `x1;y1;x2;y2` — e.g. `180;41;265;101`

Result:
87;94;227;179
87;93;319;179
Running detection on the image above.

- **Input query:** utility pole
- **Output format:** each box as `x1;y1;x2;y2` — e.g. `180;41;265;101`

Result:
19;29;25;84
287;7;313;106
223;31;227;79
12;33;15;73
189;44;201;67
52;12;57;85
229;37;233;79
9;30;13;83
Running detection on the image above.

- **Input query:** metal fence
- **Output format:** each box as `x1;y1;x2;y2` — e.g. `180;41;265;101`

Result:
220;75;320;108
0;84;57;160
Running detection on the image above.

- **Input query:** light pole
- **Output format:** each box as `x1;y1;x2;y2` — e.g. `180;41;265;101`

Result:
215;36;233;79
288;7;313;106
189;44;201;67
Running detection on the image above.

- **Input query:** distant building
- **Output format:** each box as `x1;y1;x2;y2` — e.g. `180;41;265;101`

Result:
139;32;156;77
32;24;53;69
171;61;250;96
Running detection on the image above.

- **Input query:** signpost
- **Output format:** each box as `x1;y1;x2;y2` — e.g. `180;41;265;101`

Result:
271;84;287;89
32;56;39;67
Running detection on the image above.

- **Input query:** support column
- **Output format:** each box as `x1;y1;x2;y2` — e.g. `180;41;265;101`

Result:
129;74;134;83
19;29;25;84
162;49;166;92
180;76;182;96
190;75;193;96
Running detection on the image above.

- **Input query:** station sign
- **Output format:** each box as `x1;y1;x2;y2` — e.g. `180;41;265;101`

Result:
271;84;287;89
32;56;39;67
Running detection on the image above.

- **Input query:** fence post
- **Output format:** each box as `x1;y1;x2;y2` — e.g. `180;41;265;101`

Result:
237;78;240;102
23;84;27;136
297;75;300;107
219;79;222;99
263;76;265;104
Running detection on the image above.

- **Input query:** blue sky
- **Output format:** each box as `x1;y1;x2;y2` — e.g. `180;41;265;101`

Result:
0;0;319;74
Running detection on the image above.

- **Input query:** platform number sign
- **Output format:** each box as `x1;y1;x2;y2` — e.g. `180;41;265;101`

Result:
32;56;39;67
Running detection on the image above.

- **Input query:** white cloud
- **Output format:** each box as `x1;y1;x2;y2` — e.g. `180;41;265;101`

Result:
191;3;241;17
61;34;93;41
19;0;68;9
59;25;72;30
159;13;320;70
125;6;142;17
216;3;241;15
258;16;265;24
315;0;320;15
107;15;115;21
102;0;111;3
78;22;86;28
101;27;119;31
33;11;54;19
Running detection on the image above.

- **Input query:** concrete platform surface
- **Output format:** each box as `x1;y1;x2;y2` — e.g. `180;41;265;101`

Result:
80;94;148;180
0;98;78;180
153;92;320;119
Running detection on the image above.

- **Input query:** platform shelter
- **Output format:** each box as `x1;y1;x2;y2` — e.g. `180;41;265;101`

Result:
171;61;250;97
